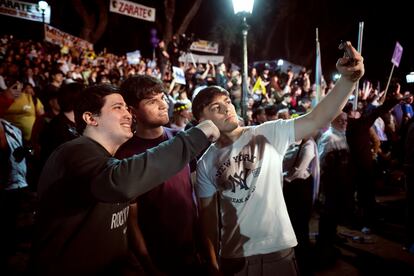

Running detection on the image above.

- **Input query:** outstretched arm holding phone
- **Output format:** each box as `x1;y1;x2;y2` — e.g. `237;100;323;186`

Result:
294;41;365;141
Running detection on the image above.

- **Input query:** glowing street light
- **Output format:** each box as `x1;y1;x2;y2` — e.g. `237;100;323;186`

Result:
277;59;284;66
232;0;254;14
232;0;254;125
38;1;48;24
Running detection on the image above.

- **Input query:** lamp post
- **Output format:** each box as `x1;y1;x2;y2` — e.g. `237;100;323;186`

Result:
232;0;254;125
38;1;48;24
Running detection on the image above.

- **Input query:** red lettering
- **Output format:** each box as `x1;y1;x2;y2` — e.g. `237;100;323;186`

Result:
118;2;124;12
127;4;133;14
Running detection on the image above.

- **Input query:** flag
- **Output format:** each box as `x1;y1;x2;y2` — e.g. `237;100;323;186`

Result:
252;77;267;95
313;28;322;107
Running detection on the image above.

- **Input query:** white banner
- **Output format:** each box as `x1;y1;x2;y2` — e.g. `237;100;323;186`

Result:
190;40;219;54
126;50;141;65
172;66;186;85
0;0;51;23
44;25;93;51
179;53;224;65
110;0;155;22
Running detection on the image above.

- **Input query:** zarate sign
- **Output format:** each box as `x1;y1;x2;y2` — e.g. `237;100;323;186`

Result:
110;0;155;22
0;0;51;23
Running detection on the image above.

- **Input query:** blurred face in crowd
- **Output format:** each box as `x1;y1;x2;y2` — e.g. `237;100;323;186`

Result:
332;112;348;132
251;67;257;76
256;110;267;124
219;63;226;72
270;75;279;87
23;83;34;95
53;72;64;84
135;93;169;128
25;67;33;77
199;94;239;133
404;92;413;104
179;108;192;121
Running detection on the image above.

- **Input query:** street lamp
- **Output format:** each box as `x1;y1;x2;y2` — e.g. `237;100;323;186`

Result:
232;0;254;125
38;1;48;24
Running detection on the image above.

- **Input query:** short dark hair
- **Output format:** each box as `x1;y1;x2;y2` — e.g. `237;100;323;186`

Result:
120;75;166;108
252;106;265;120
74;84;121;134
264;104;277;117
192;86;229;121
58;82;84;112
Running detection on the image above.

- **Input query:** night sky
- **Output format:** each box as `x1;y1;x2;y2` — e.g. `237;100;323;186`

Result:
1;0;412;90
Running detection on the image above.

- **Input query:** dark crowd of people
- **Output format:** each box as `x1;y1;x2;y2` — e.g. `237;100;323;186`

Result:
0;34;413;276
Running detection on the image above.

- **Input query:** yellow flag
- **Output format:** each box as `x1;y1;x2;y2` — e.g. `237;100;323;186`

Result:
253;77;267;95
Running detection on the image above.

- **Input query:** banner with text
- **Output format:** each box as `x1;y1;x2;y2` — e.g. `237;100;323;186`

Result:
44;25;93;51
179;53;224;65
0;0;51;23
190;40;219;54
126;50;141;65
110;0;155;22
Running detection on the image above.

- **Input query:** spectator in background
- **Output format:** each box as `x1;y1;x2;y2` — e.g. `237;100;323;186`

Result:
156;40;169;80
215;63;230;90
276;93;292;114
0;63;7;90
283;135;319;275
401;92;413;125
38;82;83;166
264;104;278;121
295;98;312;115
346;92;402;231
3;82;44;142
403;117;414;254
167;35;180;67
252;106;267;125
0;117;30;274
22;67;39;89
316;112;354;266
39;69;64;117
171;101;192;131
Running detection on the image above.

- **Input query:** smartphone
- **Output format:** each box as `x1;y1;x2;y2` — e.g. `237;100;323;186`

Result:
339;41;356;66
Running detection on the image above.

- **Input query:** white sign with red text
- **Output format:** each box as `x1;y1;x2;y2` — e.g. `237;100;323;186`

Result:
110;0;155;22
0;0;51;23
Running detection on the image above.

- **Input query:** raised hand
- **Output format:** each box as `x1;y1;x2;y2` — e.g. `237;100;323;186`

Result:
336;41;365;82
195;119;220;142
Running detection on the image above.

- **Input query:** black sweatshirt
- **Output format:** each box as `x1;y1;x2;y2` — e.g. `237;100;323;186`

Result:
32;127;209;275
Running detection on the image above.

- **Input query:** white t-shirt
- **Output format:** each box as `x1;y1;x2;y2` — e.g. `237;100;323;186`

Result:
196;119;297;258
